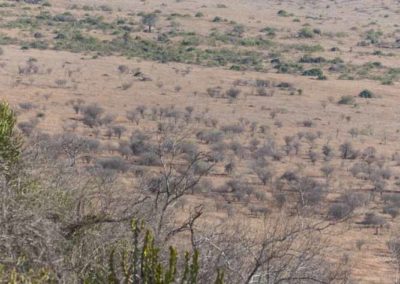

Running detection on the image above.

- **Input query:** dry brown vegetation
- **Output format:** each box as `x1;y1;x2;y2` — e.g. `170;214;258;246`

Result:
2;0;400;283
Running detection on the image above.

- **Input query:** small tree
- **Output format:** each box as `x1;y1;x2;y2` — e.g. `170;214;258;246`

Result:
362;212;385;235
255;168;273;185
339;142;358;160
142;13;157;32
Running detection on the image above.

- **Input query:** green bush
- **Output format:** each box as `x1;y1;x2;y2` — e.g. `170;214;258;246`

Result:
195;12;204;17
358;89;376;98
302;68;323;77
277;10;289;17
212;16;222;22
365;29;383;44
88;219;225;284
298;27;315;38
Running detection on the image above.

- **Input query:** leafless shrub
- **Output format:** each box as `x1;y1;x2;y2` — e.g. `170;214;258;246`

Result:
112;125;127;139
220;124;244;134
121;81;133;90
197;129;224;144
302;119;314;127
127;110;140;125
226;87;241;99
207;87;222;98
19;102;36;111
97;156;128;172
117;64;129;74
339;142;359;160
138;151;161;166
362;212;385;234
18;58;39;75
308;150;319;164
320;164;334;179
328;203;351;220
117;141;132;158
130;131;151;155
18;121;37;136
82;104;104;128
291;177;327;210
322;144;334;161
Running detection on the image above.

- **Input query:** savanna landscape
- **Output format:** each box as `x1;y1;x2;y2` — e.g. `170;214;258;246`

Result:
1;0;400;283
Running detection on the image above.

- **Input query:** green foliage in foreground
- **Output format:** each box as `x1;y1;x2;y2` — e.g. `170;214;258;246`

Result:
0;101;22;180
0;101;224;284
84;219;224;284
50;29;264;70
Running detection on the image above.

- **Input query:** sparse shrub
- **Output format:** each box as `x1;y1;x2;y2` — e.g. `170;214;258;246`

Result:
293;177;326;208
302;119;313;127
195;12;204;18
253;167;273;185
179;141;198;159
82;104;104;128
212;16;222;22
118;141;132;158
256;87;272;96
364;29;383;45
127;110;140;125
19;102;36;111
207;87;222;98
136;105;147;118
362;212;385;234
197;129;224;144
141;13;157;32
255;140;283;161
322;144;334;161
112;125;126;139
356;239;366;251
121;81;133;90
302;68;323;77
349;128;359;138
18;58;39;75
138;151;161;166
277;10;289;17
298;27;315;38
209;142;226;162
338;95;355;105
383;206;399;219
220;124;244;134
130;131;150;155
18;121;36;136
308;150;319;164
225;88;241;99
340;192;369;210
339;142;358;159
230;24;245;37
328;203;351;220
358;89;376;98
280;170;299;182
249;205;270;217
193;160;211;175
320;164;334;179
224;161;236;175
229;141;246;158
387;237;400;264
118;65;129;74
273;191;286;209
100;114;115;126
97;156;128;172
299;55;326;63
